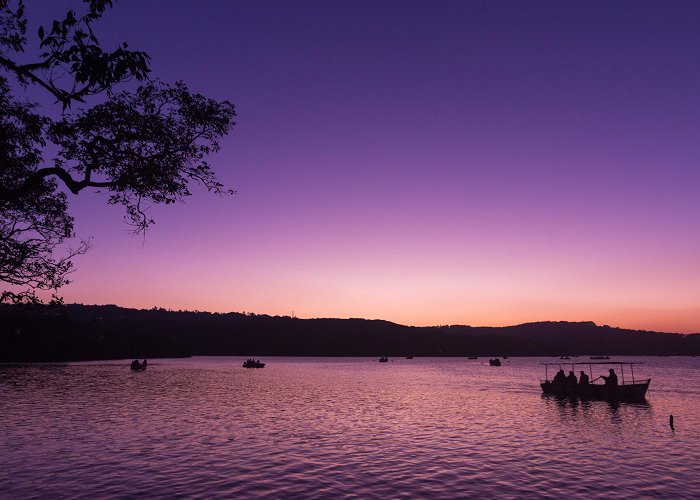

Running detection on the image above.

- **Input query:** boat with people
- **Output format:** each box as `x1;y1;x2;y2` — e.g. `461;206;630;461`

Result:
130;359;147;371
489;358;501;366
540;361;649;400
379;356;389;363
243;359;265;368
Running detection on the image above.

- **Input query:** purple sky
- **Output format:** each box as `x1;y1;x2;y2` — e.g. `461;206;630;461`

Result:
33;1;700;332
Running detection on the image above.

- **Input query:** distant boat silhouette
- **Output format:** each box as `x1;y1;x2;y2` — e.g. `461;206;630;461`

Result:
405;356;413;359
379;356;389;363
590;355;610;360
489;358;501;366
130;359;147;371
243;359;265;368
467;356;478;360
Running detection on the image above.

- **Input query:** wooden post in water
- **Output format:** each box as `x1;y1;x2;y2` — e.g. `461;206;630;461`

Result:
670;414;675;431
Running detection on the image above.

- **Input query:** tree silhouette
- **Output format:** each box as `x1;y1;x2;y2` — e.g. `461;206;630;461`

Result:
0;0;236;303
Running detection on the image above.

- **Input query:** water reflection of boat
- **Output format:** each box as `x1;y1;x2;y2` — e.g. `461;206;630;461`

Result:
540;362;649;400
489;358;501;366
243;359;265;368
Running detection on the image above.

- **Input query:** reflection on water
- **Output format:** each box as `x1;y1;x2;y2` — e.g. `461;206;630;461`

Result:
0;357;698;498
541;393;653;432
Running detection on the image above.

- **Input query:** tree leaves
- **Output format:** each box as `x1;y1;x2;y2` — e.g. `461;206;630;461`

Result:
1;1;235;303
46;81;235;231
3;0;150;109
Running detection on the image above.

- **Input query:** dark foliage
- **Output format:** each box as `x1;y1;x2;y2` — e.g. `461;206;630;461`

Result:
0;1;236;303
1;304;698;362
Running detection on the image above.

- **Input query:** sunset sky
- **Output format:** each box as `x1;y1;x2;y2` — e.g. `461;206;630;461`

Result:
34;1;700;332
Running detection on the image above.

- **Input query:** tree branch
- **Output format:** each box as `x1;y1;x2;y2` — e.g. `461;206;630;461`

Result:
1;166;118;201
0;55;72;106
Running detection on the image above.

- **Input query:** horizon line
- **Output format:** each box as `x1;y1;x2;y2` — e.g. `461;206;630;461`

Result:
24;302;697;336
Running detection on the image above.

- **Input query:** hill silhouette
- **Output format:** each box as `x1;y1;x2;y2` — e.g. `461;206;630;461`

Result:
1;303;698;362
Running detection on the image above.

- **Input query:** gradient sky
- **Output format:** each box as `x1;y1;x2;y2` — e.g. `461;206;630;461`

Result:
28;1;700;332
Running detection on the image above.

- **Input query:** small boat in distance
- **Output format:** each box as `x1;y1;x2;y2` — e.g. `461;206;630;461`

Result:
243;359;265;368
590;355;610;360
405;356;413;359
130;359;147;371
560;356;571;360
489;358;501;366
379;356;389;363
467;356;478;360
540;362;649;401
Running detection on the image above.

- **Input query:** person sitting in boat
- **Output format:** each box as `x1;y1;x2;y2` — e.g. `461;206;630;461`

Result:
553;369;566;385
601;368;618;386
566;370;577;387
578;371;589;385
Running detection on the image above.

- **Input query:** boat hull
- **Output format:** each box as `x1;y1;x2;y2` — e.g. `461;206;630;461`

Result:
540;380;650;400
130;361;147;371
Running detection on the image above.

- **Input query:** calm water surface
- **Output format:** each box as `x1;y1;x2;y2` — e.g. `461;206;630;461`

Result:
1;357;699;498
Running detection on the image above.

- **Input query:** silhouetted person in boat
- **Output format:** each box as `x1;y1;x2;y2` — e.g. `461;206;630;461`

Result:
553;369;566;385
566;370;577;387
601;368;618;386
142;359;148;368
579;371;589;385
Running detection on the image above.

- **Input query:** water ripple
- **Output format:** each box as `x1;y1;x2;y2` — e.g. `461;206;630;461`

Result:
1;357;698;498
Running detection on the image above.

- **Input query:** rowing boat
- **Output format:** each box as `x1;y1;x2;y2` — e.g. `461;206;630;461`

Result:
540;362;649;400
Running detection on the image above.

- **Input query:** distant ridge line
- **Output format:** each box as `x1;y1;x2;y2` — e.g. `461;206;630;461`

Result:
0;303;698;362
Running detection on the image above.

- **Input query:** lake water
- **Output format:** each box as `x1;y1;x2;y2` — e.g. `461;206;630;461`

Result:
1;356;698;498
